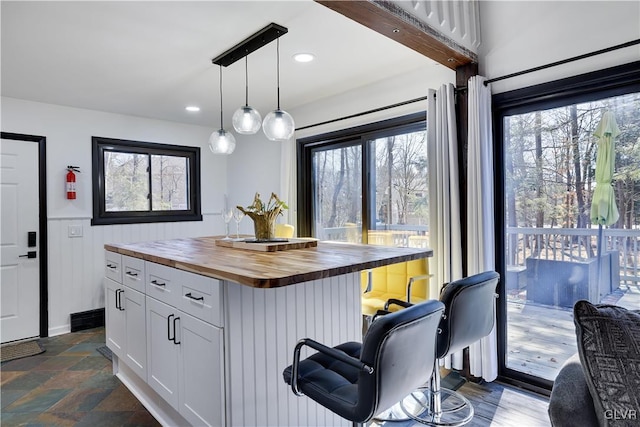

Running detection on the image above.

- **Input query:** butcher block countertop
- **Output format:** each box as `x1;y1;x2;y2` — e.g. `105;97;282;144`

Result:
105;236;433;289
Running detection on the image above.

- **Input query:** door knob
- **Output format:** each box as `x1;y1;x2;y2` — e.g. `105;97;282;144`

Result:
19;251;37;259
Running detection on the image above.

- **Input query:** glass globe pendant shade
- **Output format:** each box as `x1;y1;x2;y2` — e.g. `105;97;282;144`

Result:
209;129;236;155
262;109;295;141
232;105;262;134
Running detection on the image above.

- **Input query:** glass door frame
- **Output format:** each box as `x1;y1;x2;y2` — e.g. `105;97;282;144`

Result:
492;61;640;392
297;112;426;240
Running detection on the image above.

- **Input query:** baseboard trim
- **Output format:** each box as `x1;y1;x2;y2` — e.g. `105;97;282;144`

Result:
48;325;71;337
70;308;105;332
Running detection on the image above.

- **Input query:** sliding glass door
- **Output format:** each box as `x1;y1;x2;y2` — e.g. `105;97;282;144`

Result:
298;113;428;248
495;63;640;389
312;143;364;243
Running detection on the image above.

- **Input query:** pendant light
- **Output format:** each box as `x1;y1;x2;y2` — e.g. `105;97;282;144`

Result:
263;38;295;141
209;65;236;155
232;56;261;134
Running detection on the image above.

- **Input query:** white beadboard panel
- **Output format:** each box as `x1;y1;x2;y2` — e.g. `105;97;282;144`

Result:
46;216;221;335
383;0;481;53
224;273;361;426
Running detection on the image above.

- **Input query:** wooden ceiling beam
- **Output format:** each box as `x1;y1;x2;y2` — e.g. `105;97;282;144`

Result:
315;0;476;70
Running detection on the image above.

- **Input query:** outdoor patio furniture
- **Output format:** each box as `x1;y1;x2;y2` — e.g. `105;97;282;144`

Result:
526;252;619;307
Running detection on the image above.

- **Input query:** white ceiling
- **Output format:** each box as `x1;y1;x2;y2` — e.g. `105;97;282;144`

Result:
1;1;444;129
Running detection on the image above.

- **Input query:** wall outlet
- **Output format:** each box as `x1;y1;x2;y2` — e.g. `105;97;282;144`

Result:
68;225;83;238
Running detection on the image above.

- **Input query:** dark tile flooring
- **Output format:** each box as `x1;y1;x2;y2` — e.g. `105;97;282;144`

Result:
1;327;159;427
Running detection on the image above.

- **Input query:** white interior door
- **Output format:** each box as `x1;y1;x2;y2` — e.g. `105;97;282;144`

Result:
1;138;40;343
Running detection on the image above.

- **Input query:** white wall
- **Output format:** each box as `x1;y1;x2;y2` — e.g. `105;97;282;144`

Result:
226;131;283;235
478;1;640;94
292;64;455;138
1;97;226;335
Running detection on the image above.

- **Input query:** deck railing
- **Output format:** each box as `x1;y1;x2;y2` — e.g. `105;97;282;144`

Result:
319;225;428;248
321;225;639;285
506;227;640;285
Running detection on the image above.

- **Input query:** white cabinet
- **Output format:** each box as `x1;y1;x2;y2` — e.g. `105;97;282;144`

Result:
179;312;224;426
106;251;225;427
145;283;225;427
122;286;146;379
104;253;147;381
105;277;126;359
146;296;180;407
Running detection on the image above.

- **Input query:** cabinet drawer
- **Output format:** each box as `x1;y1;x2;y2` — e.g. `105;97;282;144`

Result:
122;255;145;293
146;262;178;307
105;251;123;283
177;271;223;327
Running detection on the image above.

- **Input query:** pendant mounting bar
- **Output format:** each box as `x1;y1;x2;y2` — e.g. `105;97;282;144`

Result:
212;23;288;67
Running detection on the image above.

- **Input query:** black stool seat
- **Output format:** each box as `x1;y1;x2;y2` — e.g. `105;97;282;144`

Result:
283;300;445;426
283;342;361;408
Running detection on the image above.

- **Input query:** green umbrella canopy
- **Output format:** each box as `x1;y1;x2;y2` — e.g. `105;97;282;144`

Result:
590;111;620;226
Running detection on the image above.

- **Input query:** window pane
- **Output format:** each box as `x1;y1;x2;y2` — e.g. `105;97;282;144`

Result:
104;151;149;212
370;131;429;248
312;145;363;242
151;155;189;211
503;92;640;381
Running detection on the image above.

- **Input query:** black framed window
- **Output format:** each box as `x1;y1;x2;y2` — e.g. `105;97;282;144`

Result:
297;112;428;246
92;136;202;225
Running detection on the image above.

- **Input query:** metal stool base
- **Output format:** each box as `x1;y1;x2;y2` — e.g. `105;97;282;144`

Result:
398;386;474;427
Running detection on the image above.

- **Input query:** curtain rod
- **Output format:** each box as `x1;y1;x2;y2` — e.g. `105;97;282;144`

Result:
484;39;640;86
296;85;470;131
296;96;429;131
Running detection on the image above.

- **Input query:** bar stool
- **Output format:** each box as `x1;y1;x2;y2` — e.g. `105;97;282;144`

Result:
385;271;500;426
282;300;445;427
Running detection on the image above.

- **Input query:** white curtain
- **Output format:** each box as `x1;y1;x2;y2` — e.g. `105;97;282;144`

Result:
427;83;464;370
280;137;297;234
466;75;498;381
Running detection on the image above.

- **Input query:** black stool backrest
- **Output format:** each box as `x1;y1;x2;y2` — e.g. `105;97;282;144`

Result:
357;299;444;421
437;271;500;358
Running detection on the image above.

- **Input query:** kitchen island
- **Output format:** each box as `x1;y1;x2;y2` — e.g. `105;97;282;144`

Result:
104;236;433;426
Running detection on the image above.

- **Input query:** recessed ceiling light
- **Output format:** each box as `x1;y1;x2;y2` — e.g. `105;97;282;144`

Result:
185;106;200;112
293;53;315;63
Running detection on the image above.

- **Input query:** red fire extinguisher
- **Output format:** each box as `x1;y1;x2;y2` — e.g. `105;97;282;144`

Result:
66;166;80;200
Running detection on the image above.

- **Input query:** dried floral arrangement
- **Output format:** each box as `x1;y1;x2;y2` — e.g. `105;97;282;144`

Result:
237;193;288;240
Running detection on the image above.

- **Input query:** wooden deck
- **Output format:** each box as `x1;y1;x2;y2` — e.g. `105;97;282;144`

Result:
506;281;640;380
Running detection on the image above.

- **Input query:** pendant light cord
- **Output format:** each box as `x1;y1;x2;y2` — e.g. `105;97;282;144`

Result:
276;38;281;110
219;64;223;128
244;56;249;107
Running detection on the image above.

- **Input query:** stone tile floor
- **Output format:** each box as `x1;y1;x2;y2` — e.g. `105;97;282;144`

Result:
1;327;159;426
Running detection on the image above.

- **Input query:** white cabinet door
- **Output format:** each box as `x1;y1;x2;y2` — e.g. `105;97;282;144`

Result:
146;296;180;408
123;287;146;380
105;278;125;359
179;313;225;427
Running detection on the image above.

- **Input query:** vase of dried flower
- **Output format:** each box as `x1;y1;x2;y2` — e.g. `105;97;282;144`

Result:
237;192;288;241
250;212;278;241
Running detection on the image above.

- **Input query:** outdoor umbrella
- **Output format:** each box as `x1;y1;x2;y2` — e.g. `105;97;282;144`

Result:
590;110;620;295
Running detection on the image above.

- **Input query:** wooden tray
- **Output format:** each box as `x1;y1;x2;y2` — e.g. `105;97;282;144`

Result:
215;238;318;252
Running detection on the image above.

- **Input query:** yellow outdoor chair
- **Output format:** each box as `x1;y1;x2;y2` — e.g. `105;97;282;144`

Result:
275;223;295;238
361;258;432;318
